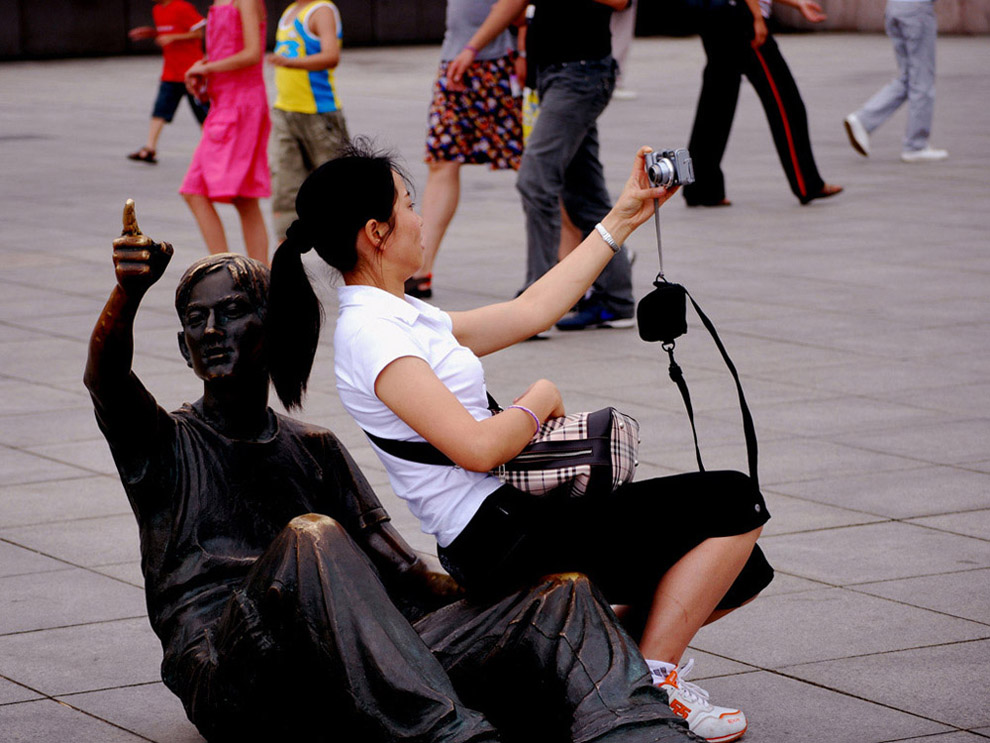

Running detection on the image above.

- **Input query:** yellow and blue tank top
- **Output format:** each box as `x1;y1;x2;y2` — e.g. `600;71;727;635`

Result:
273;1;343;114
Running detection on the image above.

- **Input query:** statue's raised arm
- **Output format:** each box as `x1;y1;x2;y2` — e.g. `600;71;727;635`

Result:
84;200;173;462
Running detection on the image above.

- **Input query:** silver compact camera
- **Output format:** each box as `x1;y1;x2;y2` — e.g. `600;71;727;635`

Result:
644;148;695;188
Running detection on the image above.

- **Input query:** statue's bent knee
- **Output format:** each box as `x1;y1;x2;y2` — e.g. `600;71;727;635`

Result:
285;513;346;542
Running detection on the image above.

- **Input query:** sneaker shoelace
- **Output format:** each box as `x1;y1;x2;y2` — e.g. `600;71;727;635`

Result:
667;658;714;710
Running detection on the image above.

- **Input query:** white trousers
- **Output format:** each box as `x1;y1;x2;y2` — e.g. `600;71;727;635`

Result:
855;0;938;152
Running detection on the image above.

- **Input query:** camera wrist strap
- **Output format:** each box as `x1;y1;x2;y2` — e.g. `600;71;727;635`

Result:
664;291;760;489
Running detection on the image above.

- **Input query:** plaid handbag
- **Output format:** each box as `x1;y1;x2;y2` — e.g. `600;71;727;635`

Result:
364;407;640;498
494;408;640;497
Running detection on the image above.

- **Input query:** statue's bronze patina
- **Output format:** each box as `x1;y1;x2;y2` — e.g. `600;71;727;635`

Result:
84;202;697;743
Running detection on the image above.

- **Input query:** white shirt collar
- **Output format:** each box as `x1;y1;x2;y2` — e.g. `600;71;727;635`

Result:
336;284;431;326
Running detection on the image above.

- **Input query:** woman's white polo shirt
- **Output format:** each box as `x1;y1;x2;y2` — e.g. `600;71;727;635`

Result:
334;285;501;547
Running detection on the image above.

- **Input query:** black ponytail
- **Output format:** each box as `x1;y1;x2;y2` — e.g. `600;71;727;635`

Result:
267;138;405;410
267;224;321;410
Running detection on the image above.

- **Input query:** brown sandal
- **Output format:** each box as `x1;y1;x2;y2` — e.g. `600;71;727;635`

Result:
127;147;157;164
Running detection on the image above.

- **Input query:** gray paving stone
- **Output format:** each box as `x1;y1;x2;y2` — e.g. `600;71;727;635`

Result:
906;509;990;542
0;567;145;635
0;475;128;528
690;587;990;668
0;677;42;705
761;521;990;585
689;670;950;743
0;446;94;486
0;407;102;449
0;617;162;696
741;437;919;486
754;395;944;438
0;697;149;742
2;514;140;567
0;539;69;579
853;569;990;626
887;734;990;743
754;571;825;597
0;337;91;388
783;358;990;399
835;418;990;467
60;683;203;743
24;438;118;478
91;561;145;588
886;380;990;418
0;380;89;416
785;639;990;730
769;464;990;519
674;649;756;680
760;491;885;536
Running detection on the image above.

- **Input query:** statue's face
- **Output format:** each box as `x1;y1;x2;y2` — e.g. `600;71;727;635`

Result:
180;270;266;381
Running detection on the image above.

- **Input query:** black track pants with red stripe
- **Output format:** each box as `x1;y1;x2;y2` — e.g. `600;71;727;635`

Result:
684;5;825;205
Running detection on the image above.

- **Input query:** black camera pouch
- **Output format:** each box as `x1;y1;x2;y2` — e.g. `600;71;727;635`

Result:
637;279;687;344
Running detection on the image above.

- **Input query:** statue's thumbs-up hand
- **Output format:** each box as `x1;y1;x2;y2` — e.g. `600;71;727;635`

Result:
112;199;173;293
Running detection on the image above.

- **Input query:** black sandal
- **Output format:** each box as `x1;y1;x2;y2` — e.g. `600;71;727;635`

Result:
127;147;157;164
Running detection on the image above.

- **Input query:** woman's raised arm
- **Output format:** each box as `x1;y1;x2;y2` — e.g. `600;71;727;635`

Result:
450;147;675;357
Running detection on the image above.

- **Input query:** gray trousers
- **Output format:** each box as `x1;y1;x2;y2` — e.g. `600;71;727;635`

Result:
854;0;937;152
177;514;695;743
517;57;634;315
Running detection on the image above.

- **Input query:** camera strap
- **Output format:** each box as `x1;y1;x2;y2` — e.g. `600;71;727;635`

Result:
663;290;760;489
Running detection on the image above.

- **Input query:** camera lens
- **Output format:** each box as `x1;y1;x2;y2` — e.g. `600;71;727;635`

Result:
648;158;675;188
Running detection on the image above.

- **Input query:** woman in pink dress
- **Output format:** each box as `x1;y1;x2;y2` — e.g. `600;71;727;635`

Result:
181;0;270;264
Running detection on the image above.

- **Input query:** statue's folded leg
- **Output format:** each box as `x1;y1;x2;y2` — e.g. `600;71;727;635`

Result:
181;514;499;743
415;573;700;743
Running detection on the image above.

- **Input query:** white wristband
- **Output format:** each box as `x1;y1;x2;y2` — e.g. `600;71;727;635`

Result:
595;222;620;253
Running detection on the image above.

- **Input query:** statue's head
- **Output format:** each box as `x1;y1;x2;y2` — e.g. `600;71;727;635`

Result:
174;254;271;382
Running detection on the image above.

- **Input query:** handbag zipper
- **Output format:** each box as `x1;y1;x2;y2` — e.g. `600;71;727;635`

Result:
509;447;594;463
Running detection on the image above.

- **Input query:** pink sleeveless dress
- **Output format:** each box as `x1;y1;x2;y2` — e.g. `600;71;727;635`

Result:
180;2;270;202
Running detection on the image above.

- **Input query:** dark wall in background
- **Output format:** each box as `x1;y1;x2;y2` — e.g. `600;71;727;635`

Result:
0;0;449;59
8;0;982;60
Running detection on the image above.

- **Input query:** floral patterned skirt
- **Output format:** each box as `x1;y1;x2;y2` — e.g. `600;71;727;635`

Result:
425;55;523;171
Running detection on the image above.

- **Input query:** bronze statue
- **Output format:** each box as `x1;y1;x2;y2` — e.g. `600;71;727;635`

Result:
84;201;699;742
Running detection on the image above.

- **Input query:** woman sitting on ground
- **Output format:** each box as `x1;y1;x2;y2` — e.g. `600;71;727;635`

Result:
266;140;773;743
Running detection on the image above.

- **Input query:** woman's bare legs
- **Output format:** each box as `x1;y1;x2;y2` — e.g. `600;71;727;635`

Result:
415;160;461;279
233;197;269;265
183;193;228;255
639;526;764;664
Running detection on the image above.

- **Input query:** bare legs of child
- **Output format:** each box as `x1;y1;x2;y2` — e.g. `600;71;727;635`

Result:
183;194;269;265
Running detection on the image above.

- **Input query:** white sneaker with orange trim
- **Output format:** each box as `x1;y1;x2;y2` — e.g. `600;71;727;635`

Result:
656;659;748;743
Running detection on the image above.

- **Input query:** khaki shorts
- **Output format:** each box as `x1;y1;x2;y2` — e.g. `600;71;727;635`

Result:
270;108;350;230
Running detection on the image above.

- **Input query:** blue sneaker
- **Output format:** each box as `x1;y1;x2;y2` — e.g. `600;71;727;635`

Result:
555;302;635;331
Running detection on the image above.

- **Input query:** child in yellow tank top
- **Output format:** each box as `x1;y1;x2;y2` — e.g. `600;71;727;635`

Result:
267;1;351;238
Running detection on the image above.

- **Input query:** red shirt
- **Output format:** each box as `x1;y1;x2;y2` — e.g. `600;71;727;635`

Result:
153;0;206;82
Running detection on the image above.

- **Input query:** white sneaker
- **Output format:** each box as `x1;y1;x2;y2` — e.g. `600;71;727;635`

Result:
657;659;747;743
843;113;869;157
901;146;949;163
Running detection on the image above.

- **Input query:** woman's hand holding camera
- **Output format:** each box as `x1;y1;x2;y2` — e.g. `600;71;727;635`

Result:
600;147;676;249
